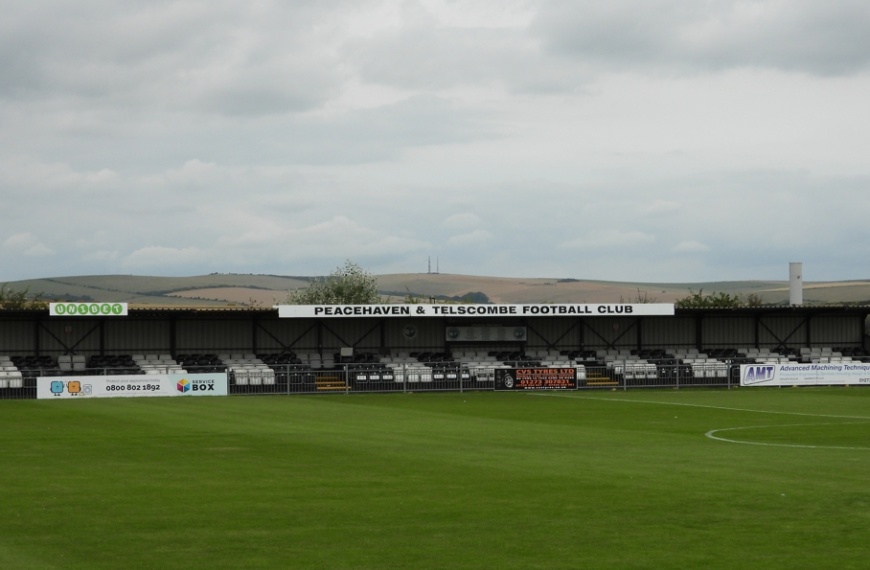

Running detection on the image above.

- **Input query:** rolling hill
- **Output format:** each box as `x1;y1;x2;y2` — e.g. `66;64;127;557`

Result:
5;273;870;308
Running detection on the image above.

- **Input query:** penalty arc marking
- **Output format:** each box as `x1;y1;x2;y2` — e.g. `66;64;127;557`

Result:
704;422;870;451
527;392;870;450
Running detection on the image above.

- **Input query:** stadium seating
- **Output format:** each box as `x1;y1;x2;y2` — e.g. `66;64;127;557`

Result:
175;354;222;373
133;354;186;375
4;344;869;397
218;354;275;386
88;354;140;374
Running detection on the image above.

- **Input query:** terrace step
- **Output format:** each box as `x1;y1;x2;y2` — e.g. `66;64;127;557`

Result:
316;376;349;391
585;372;618;387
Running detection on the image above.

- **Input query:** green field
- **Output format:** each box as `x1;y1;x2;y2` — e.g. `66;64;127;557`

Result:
2;388;870;569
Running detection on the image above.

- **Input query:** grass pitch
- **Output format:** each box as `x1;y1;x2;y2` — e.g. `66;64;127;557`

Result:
2;388;870;569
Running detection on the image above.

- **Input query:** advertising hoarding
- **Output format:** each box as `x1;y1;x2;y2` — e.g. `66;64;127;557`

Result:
740;363;870;387
37;372;228;399
494;368;578;391
49;302;128;316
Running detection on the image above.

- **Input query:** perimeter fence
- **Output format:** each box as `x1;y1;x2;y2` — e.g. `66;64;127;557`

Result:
0;362;738;400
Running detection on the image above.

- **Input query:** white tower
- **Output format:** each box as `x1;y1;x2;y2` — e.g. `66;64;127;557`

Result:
789;262;803;306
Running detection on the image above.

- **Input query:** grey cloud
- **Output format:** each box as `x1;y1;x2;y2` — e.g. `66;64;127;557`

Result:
349;26;530;90
1;95;488;175
533;0;870;75
200;84;328;117
345;3;590;94
2;162;869;282
76;95;492;168
0;1;344;115
261;95;498;164
2;1;869;284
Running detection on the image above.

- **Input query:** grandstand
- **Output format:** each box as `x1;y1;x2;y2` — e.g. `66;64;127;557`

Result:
1;303;868;398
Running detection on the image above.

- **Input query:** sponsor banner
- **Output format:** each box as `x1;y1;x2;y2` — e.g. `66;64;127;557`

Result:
37;372;228;399
50;302;128;317
495;367;578;391
740;363;870;387
278;303;675;318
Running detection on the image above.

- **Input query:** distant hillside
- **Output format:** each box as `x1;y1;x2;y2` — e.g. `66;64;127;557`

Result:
7;274;311;307
5;273;870;307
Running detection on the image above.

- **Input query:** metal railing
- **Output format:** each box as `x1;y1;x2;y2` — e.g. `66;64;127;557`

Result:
0;362;739;400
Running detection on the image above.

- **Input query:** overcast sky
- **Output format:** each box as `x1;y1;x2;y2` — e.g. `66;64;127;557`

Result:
2;0;869;283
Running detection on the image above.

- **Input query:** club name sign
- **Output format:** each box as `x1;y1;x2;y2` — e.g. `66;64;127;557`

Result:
495;368;578;391
279;303;675;318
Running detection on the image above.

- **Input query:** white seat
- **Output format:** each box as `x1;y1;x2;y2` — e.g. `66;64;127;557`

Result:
261;368;276;385
57;355;72;370
7;370;23;388
247;368;263;385
72;354;86;371
233;368;249;385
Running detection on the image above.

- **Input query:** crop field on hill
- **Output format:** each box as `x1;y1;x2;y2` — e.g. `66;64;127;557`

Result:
2;388;870;569
11;273;870;306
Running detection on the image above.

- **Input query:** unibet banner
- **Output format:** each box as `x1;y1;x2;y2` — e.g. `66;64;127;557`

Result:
50;302;128;316
278;303;675;318
37;372;228;399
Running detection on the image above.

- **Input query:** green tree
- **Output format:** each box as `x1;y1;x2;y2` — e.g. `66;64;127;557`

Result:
0;284;48;310
619;288;659;304
675;289;744;309
286;260;384;304
744;293;764;307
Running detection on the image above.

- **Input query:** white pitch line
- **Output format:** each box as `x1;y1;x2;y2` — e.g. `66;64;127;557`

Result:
528;391;870;450
528;391;870;420
705;422;870;451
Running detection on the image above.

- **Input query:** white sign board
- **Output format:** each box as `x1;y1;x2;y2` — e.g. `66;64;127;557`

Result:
37;372;228;399
50;302;128;316
740;363;870;387
278;303;675;318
